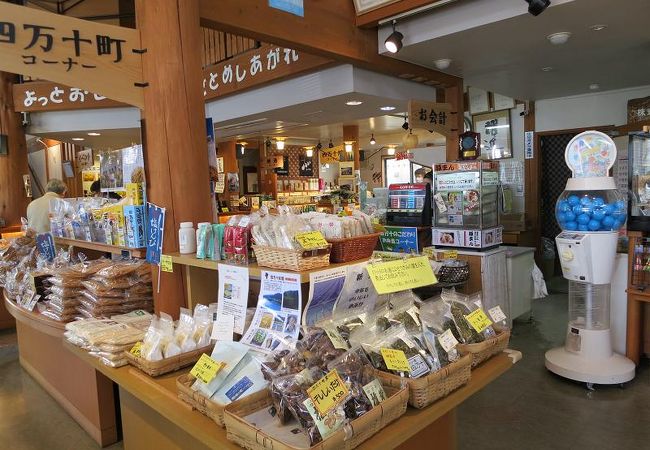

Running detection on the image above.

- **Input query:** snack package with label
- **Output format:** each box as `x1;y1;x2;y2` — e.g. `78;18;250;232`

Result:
211;352;268;405
192;341;250;398
419;299;461;366
441;289;496;343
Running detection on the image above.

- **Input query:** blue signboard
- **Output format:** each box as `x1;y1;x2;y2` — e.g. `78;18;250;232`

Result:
35;232;56;262
268;0;304;17
146;202;166;265
380;226;418;253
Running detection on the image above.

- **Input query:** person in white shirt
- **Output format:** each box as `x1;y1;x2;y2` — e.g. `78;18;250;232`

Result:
26;179;67;233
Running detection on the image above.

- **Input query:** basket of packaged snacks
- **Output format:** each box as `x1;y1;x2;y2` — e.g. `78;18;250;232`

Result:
457;328;510;368
177;373;227;426
253;245;331;272
327;232;382;264
126;344;213;377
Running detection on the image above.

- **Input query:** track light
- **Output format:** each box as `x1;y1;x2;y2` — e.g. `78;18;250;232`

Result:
316;141;322;151
328;139;334;149
384;20;403;54
526;0;550;16
370;134;376;145
275;138;285;150
402;116;409;130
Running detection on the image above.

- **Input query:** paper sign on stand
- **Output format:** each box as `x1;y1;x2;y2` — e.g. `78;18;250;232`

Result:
216;264;250;335
211;314;235;342
333;262;378;316
367;256;437;294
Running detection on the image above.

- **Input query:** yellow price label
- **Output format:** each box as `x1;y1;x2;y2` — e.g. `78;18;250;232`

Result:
160;254;173;273
190;354;224;384
306;369;349;417
465;309;493;334
367;256;437;295
129;341;142;357
443;250;458;260
380;348;411;372
222;207;229;213
295;231;328;250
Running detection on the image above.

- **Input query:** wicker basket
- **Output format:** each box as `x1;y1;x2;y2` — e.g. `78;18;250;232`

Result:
124;344;214;377
224;383;408;450
457;329;511;368
327;233;381;263
437;262;470;284
253;245;331;272
177;373;227;427
372;353;472;409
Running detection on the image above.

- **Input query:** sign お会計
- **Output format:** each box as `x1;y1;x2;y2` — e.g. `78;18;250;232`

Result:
408;100;457;137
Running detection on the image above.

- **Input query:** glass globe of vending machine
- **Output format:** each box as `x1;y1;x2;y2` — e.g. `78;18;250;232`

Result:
545;131;635;388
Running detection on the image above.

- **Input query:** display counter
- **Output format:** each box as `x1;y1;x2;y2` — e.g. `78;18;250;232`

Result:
4;291;119;446
64;341;520;450
54;236;146;258
433;247;505;294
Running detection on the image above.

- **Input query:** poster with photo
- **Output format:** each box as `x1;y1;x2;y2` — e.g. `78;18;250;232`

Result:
216;264;250;335
240;271;302;353
100;149;123;192
303;267;347;327
446;192;462;214
122;145;145;185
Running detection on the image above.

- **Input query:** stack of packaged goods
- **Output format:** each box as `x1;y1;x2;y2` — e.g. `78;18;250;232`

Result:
0;229;37;303
64;310;153;367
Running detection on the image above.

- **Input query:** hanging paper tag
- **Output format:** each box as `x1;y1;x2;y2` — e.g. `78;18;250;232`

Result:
380;348;411;372
488;306;507;323
438;329;459;353
295;231;328;250
362;379;387;407
324;328;348;350
190;354;224;384
129;341;143;357
307;369;349;417
465;309;493;333
160;255;173;272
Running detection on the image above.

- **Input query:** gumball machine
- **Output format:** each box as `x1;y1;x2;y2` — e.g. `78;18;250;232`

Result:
545;131;635;387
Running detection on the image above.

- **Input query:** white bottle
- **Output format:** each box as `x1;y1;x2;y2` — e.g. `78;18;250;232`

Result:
196;222;210;250
179;222;196;254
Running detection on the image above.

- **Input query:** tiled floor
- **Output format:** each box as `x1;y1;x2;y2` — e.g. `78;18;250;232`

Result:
0;279;648;449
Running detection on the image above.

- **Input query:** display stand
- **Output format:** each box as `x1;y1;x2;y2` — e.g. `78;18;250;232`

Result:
3;291;119;447
626;230;650;365
64;341;520;450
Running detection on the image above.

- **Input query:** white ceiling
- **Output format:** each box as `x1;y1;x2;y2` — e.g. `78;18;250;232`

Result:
28;128;142;150
381;0;650;100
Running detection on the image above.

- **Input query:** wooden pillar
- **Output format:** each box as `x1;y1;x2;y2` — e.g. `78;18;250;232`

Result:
343;125;360;170
0;72;29;228
444;83;464;161
523;101;539;259
136;0;212;317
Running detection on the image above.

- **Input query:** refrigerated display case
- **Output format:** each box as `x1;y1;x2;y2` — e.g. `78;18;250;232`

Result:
628;132;650;232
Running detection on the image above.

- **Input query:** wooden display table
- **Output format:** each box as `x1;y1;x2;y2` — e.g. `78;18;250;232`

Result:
64;342;520;450
54;237;146;259
4;292;119;447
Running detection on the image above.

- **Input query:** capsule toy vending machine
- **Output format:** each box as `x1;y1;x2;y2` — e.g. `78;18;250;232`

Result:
545;131;635;387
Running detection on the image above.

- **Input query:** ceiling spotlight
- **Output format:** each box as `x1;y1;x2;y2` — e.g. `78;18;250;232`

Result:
275;138;285;150
370;134;376;145
344;142;354;153
402;116;409;130
237;142;247;156
72;137;85;141
526;0;550;16
328;139;334;149
547;32;571;45
589;83;600;90
589;24;607;31
434;58;452;70
380;106;396;111
87;132;101;136
305;146;314;157
346;100;363;106
384;20;403;54
316;141;323;151
387;146;396;156
541;66;553;72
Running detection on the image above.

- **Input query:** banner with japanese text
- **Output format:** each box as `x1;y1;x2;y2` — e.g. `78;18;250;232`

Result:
146;202;165;265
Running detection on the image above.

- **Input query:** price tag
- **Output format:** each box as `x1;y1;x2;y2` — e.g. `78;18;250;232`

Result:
306;369;349;417
437;329;459;353
222;207;229;213
362;379;387;407
160;254;173;272
367;256;437;295
443;250;458;260
295;231;328;250
465;309;493;334
129;341;142;357
488;306;507;323
380;348;411;372
190;353;224;384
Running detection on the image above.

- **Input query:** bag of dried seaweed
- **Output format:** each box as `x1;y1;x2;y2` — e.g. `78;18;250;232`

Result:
441;289;496;343
419;299;461;367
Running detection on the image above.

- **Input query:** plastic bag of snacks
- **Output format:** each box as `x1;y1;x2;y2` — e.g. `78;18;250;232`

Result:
441;289;497;343
419;299;461;366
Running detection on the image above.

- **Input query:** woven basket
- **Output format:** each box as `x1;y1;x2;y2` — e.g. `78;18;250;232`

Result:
437;262;470;284
124;344;214;377
327;233;381;263
177;373;227;427
253;245;331;272
372;353;472;409
457;329;511;368
224;383;408;450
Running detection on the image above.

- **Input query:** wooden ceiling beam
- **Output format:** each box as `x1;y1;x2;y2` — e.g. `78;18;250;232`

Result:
198;0;461;88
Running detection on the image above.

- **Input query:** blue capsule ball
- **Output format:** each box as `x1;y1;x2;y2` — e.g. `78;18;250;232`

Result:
580;197;593;206
577;213;591;225
588;220;601;231
558;200;570;212
604;204;615;215
557;212;567;222
613;220;623;230
602;216;615;228
593;197;605;206
615;200;626;210
568;195;580;206
565;221;578;231
592;208;606;220
564;211;576;222
578;224;589;231
573;205;584;215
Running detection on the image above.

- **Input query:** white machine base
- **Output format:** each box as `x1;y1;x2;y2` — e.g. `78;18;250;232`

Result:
545;347;635;384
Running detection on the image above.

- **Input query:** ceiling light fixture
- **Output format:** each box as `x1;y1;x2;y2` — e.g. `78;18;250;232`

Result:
238;142;247;155
87;132;101;136
526;0;550;16
547;32;571;45
384;20;403;54
387;146;396;156
589;83;600;90
316;141;323;151
328;139;334;149
380;106;396;111
344;142;354;153
541;66;553;72
346;100;363;106
434;58;452;70
305;146;314;157
370;134;376;145
402;115;409;130
589;24;607;31
275;138;285;150
72;137;85;141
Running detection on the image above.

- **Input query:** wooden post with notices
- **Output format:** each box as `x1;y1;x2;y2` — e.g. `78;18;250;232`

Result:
136;0;212;317
444;82;464;161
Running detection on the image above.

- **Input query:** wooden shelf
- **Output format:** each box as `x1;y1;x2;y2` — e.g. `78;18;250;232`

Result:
64;341;520;450
54;237;146;258
3;290;65;338
168;252;368;283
